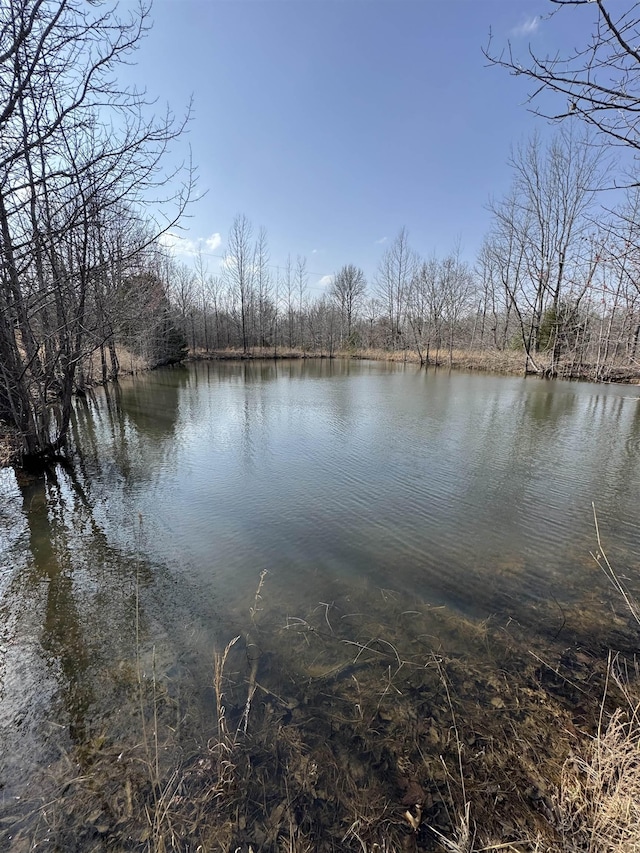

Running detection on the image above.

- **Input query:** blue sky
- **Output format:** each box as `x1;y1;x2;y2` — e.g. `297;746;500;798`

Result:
121;0;599;295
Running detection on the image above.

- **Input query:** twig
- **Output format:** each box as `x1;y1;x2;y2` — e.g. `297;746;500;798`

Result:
591;502;640;625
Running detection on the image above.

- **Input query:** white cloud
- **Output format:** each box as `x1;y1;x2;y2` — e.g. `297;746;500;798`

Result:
510;16;540;37
158;231;222;257
206;232;222;252
311;248;318;254
375;236;387;245
158;232;197;255
318;274;334;289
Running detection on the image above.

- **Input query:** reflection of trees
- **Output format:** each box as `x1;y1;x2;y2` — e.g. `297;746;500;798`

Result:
68;369;189;492
7;463;166;778
209;358;355;387
524;385;577;426
20;475;93;744
117;367;189;438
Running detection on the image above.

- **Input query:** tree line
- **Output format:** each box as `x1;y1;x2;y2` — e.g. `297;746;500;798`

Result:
164;126;640;385
3;0;640;467
159;216;476;365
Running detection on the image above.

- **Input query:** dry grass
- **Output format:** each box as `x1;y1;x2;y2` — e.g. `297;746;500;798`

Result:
85;344;149;380
190;345;537;375
354;346;544;375
434;690;640;853
190;345;311;360
551;519;640;853
0;425;21;467
557;702;640;853
349;346;531;375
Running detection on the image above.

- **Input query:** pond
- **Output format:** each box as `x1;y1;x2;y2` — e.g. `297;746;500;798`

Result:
1;359;639;850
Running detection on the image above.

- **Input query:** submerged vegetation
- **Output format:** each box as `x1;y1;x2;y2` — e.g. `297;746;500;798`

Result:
2;545;639;852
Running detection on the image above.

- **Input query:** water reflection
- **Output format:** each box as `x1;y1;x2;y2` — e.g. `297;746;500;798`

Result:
1;465;184;798
117;364;189;438
23;476;93;742
56;360;640;631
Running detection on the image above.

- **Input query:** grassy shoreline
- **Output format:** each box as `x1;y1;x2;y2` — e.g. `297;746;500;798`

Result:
187;345;640;384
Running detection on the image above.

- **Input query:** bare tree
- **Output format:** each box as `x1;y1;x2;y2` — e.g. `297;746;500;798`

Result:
439;252;475;365
375;228;419;350
0;0;192;464
486;1;640;157
362;297;381;349
171;262;196;351
407;257;439;365
307;296;339;357
253;227;272;349
223;214;254;354
406;253;473;366
194;249;210;353
485;188;537;364
296;255;308;349
589;188;640;375
476;240;508;351
486;129;606;373
206;274;225;350
282;256;295;349
329;264;367;346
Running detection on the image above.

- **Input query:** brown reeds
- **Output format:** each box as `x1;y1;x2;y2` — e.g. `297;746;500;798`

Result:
0;424;22;467
558;701;640;853
353;346;526;372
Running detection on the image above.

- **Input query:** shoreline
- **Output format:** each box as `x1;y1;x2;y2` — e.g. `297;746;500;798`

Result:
186;346;640;385
2;346;638;469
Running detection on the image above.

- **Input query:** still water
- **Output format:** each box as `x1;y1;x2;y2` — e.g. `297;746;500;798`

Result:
1;358;640;834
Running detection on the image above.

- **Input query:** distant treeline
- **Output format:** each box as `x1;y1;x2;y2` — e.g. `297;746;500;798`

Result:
162;129;640;383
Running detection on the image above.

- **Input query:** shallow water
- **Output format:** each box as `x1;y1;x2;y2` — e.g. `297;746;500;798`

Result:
1;359;639;846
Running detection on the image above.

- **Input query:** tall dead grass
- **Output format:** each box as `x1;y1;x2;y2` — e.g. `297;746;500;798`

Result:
0;426;21;467
558;701;640;853
85;344;149;380
352;347;537;375
434;689;640;853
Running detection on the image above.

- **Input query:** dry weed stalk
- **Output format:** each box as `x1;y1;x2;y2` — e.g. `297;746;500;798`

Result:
250;568;268;624
591;503;640;626
213;635;240;746
208;635;241;801
431;802;475;853
342;810;400;853
236;570;269;735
